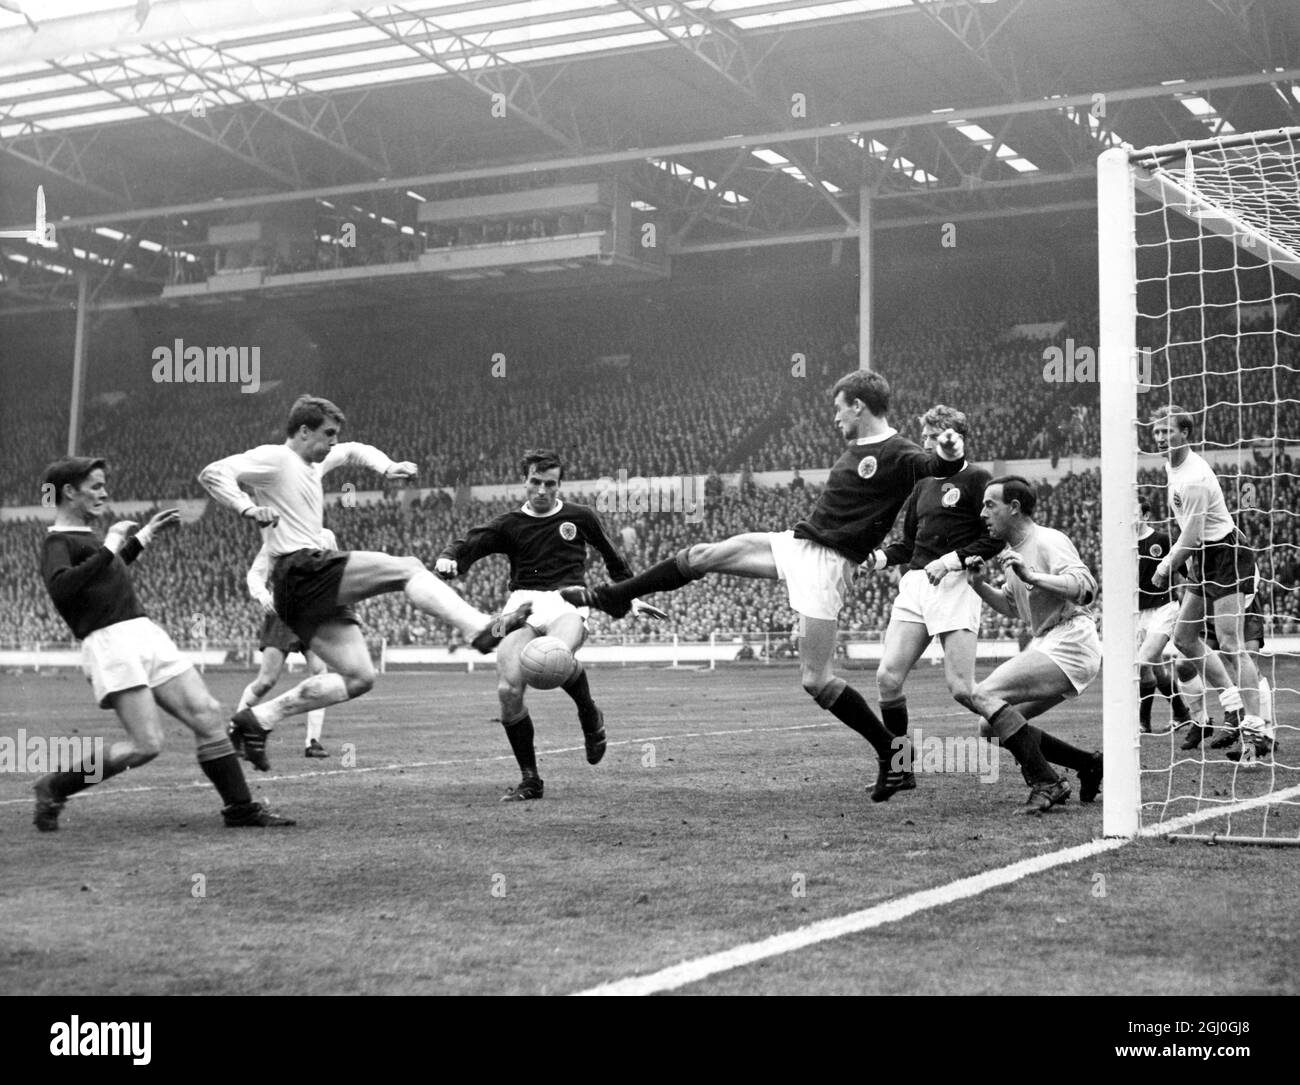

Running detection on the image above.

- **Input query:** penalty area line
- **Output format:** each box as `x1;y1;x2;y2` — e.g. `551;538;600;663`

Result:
572;784;1300;997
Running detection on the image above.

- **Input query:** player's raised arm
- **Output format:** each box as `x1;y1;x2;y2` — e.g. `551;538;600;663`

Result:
198;446;285;522
320;441;404;479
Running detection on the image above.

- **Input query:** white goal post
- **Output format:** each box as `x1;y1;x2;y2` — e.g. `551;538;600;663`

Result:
1098;128;1300;840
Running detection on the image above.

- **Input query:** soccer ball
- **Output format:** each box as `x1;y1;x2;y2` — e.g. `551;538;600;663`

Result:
519;636;575;690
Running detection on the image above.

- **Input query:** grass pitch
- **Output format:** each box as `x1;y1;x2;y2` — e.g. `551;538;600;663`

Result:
1;663;1296;995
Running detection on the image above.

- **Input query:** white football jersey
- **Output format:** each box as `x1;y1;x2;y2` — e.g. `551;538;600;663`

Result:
1165;450;1235;544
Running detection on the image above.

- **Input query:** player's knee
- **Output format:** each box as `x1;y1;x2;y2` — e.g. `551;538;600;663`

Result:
948;679;975;707
497;679;525;704
1175;659;1198;683
344;671;375;698
876;664;904;699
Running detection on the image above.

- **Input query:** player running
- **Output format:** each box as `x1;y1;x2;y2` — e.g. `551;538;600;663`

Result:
963;477;1102;814
562;369;968;801
861;405;1002;799
237;527;339;758
1150;405;1272;763
435;448;663;801
199;395;533;771
33;456;294;831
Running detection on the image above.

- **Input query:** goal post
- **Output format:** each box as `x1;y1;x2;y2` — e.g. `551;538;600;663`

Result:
1098;127;1300;842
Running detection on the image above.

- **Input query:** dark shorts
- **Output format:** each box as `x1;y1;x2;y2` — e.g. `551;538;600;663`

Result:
258;611;305;656
1186;532;1256;602
1204;598;1265;651
271;548;360;647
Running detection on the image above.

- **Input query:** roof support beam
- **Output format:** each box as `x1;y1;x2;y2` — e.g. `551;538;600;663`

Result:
47;65;1300;230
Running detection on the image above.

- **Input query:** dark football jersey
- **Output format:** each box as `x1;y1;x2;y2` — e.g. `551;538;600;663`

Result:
439;500;632;591
41;528;147;639
793;431;965;563
1137;529;1174;610
882;465;1004;570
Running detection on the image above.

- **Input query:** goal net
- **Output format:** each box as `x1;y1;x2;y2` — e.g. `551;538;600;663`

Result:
1099;128;1300;843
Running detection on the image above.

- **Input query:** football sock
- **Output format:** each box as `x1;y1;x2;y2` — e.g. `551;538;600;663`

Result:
42;756;131;800
405;569;492;637
989;705;1056;784
816;679;893;757
880;696;909;739
1260;676;1273;726
253;672;349;726
601;549;701;607
562;666;599;730
502;714;538;774
1031;727;1094;772
197;736;252;806
305;709;325;745
1219;685;1244;714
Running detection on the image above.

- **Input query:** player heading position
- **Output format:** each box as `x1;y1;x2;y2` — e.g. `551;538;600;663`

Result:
436;448;660;801
199;395;532;771
964;477;1102;813
563;369;967;800
862;405;1003;798
34;456;293;830
238;527;339;758
1150;405;1272;762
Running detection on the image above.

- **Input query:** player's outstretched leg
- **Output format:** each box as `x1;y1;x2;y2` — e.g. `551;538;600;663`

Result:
562;547;702;617
563;535;775;618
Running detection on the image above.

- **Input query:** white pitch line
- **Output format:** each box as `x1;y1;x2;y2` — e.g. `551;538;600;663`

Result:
0;721;834;806
572;784;1300;997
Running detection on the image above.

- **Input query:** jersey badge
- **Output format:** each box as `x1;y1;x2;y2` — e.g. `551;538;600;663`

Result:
941;487;961;508
857;456;878;480
1149;543;1163;558
559;521;577;541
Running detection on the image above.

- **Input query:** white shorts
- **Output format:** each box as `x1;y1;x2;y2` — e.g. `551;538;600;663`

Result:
1136;600;1179;653
768;531;856;621
80;617;192;709
504;589;589;633
891;568;982;635
1027;615;1102;695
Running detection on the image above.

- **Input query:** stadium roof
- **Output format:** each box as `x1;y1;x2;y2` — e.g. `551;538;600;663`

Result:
2;0;1299;313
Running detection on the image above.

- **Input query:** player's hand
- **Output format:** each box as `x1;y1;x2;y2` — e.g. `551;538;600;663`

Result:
937;428;964;459
260;599;277;616
924;557;950;585
242;506;280;527
856;550;888;578
630;598;668;621
137;507;181;545
386;461;418;481
1152;560;1170;588
104;520;137;552
964;556;990;585
997;549;1035;584
435;557;457;578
